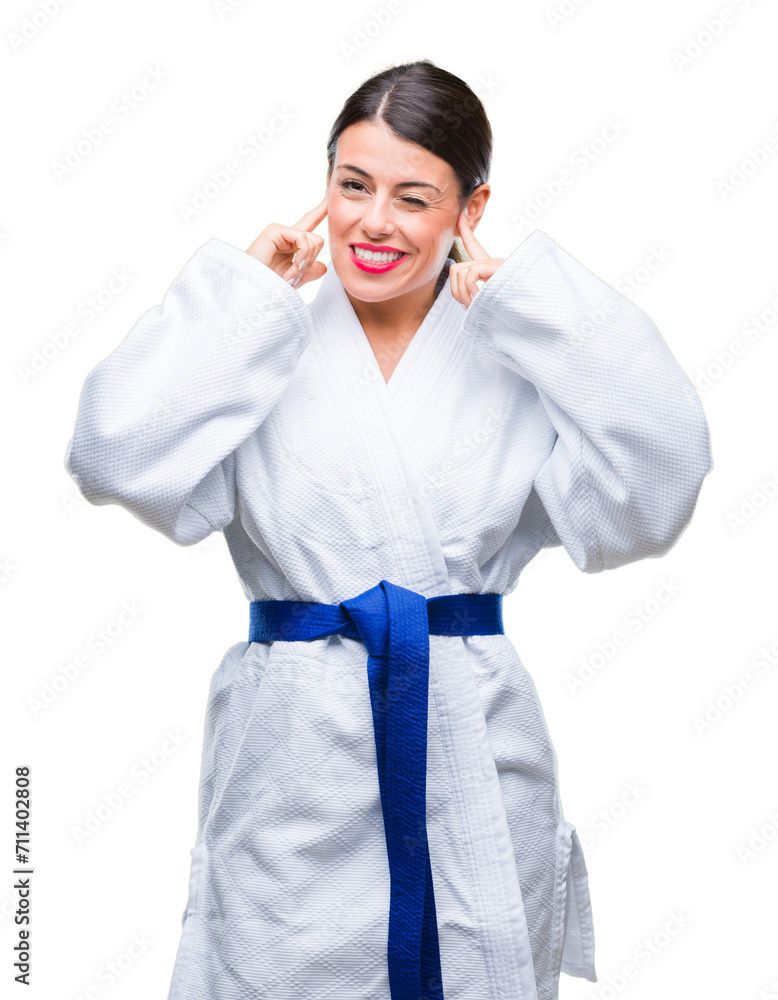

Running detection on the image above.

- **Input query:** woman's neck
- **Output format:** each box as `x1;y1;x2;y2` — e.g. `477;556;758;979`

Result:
344;258;452;337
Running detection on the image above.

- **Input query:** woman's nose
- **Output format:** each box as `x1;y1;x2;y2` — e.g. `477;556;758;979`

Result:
360;197;398;236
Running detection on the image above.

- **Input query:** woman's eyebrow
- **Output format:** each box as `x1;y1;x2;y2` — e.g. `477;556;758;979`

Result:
336;163;441;194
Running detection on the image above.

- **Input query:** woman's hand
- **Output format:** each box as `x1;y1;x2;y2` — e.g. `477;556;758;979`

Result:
449;209;505;309
245;194;328;289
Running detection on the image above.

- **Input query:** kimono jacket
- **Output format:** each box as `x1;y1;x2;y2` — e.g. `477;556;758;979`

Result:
63;228;713;1000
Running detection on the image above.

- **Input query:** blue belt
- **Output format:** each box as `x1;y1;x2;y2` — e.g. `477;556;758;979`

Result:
248;579;504;1000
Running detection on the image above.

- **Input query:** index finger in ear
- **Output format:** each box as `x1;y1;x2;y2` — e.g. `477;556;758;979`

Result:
292;193;329;233
457;210;489;261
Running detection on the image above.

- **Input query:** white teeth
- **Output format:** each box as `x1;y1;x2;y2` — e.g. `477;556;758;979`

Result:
352;246;405;263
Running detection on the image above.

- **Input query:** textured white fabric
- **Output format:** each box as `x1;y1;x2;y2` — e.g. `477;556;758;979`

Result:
64;230;713;1000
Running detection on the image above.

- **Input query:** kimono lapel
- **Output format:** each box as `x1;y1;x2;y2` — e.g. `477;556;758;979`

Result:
317;259;466;412
383;259;463;402
308;261;467;599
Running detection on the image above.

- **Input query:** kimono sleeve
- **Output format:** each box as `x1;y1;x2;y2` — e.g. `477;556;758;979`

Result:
459;229;713;574
63;238;313;546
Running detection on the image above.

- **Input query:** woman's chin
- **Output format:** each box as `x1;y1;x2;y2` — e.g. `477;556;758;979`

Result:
333;252;410;301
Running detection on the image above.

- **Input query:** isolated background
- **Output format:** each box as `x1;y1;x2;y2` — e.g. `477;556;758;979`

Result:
2;1;776;998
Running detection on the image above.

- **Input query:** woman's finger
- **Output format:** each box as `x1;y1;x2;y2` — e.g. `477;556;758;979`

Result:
245;197;327;283
292;194;329;233
451;263;472;309
281;233;317;283
450;258;505;308
245;219;325;279
294;259;328;289
457;209;490;261
265;229;306;279
285;232;326;286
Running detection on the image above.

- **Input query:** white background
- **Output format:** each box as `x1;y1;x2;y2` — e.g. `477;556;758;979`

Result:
2;1;776;998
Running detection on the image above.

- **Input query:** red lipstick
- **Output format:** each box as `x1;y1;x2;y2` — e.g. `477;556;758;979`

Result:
349;244;408;274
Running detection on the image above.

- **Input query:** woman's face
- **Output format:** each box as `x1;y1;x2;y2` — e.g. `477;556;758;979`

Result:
326;119;469;304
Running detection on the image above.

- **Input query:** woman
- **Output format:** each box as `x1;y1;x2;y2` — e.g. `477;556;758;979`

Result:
64;60;713;1000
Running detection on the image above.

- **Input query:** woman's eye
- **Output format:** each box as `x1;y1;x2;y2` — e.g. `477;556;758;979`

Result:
337;179;427;208
339;179;365;193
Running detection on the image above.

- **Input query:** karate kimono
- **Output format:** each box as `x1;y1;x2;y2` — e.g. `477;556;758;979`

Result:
63;228;713;1000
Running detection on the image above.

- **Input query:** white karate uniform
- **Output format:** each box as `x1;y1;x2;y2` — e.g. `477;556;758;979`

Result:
63;229;713;1000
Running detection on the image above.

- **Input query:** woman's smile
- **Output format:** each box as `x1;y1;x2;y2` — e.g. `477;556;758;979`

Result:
349;243;409;272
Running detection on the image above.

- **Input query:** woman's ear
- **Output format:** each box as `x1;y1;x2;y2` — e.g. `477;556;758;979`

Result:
464;185;491;231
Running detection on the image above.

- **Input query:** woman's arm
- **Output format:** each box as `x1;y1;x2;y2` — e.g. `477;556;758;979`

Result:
63;238;313;545
459;229;713;573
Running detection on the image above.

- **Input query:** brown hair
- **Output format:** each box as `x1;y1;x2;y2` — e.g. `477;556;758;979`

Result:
326;60;492;263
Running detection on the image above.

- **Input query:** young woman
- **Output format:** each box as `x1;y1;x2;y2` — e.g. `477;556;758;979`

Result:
64;59;713;1000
